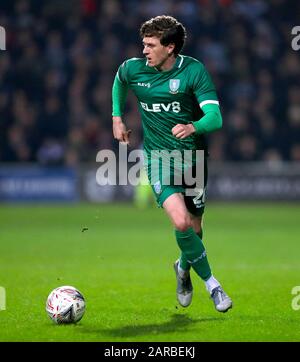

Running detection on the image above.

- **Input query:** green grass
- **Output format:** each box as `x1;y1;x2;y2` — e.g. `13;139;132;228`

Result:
0;202;300;341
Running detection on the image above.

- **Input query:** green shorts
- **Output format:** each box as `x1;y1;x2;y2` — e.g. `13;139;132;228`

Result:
149;158;208;217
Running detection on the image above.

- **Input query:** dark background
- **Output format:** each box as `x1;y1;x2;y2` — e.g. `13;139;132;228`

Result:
0;0;299;166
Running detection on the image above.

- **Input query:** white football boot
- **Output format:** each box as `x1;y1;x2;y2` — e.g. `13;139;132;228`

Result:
174;259;193;307
210;286;233;313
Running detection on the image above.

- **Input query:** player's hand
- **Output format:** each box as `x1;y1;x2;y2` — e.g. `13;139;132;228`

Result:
112;117;132;145
172;123;195;139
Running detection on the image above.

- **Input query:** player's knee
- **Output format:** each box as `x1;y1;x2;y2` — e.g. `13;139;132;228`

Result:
191;217;202;236
174;215;192;232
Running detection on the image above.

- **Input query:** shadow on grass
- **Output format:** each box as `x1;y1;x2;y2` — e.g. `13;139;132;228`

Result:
81;313;223;338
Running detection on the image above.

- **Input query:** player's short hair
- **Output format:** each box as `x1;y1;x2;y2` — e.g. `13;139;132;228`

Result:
140;15;187;55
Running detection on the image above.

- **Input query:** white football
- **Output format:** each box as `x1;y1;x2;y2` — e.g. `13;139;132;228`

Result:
46;285;85;324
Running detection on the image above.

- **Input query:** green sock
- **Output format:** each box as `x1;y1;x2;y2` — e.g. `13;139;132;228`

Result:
179;229;203;271
176;227;211;281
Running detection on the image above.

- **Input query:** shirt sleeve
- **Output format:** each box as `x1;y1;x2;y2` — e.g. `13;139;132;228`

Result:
191;62;219;105
117;60;130;85
112;60;131;117
112;74;128;117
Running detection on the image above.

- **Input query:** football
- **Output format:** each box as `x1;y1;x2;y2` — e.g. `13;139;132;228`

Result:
46;286;85;324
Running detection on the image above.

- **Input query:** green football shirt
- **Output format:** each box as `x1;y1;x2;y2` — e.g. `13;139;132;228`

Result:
114;55;219;156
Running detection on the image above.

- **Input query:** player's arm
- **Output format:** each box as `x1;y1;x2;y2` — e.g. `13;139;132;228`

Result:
112;71;131;144
172;62;222;139
192;102;222;134
172;103;222;139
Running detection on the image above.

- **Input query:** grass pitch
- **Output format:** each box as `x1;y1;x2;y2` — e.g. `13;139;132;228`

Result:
0;202;299;342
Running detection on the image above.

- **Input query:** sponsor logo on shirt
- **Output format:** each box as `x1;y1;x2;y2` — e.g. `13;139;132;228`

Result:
140;101;181;113
137;82;151;88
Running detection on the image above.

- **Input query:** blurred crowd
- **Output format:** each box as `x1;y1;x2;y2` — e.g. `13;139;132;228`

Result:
0;0;300;165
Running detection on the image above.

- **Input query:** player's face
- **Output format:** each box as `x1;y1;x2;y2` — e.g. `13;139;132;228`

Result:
142;36;174;68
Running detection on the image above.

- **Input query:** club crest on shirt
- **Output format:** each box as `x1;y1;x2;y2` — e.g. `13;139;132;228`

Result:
169;79;180;94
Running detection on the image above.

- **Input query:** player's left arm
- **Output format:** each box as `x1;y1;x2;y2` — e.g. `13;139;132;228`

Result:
172;103;222;139
172;62;222;139
193;102;223;134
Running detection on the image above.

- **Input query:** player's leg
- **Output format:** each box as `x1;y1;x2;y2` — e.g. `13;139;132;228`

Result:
179;214;203;271
162;192;195;307
163;193;213;306
178;156;207;271
148;164;232;312
178;200;232;313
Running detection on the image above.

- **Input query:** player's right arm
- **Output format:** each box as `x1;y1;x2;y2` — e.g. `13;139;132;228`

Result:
112;64;131;144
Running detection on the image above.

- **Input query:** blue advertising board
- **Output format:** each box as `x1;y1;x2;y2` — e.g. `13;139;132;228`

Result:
0;167;78;202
